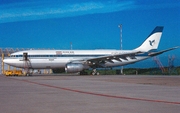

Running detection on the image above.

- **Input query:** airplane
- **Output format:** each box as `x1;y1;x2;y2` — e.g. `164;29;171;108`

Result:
3;26;179;75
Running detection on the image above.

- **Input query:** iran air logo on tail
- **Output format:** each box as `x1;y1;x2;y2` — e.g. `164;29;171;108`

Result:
149;40;155;46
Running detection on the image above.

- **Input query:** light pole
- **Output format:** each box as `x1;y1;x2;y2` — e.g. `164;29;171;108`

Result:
118;24;123;74
70;42;72;50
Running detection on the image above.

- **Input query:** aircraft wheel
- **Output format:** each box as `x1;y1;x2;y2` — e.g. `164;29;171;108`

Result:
26;73;30;76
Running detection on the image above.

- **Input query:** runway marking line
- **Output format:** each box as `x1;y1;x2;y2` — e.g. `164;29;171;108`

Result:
5;76;180;105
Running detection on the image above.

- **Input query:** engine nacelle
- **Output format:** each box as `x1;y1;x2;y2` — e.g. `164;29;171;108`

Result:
65;63;86;73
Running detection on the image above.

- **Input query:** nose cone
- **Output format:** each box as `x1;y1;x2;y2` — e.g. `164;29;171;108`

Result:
3;58;23;68
3;58;17;65
3;59;11;65
3;58;18;67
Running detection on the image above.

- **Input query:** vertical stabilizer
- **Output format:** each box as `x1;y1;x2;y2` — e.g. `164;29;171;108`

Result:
135;26;163;52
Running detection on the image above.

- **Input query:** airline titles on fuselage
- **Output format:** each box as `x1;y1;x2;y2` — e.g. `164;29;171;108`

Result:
56;51;74;55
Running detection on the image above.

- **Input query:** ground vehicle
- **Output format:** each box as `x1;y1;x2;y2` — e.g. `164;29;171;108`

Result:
4;70;23;76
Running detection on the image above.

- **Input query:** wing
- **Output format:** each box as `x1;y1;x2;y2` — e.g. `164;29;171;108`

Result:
84;51;142;68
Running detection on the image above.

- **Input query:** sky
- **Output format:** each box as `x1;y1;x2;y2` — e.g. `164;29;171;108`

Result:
0;0;180;68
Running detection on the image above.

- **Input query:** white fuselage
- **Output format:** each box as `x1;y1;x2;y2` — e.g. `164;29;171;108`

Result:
3;50;150;69
3;26;167;71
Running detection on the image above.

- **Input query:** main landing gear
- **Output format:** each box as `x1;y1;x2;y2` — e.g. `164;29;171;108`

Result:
79;69;100;75
91;69;99;75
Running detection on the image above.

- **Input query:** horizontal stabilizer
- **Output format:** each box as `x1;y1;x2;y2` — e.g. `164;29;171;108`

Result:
148;46;179;56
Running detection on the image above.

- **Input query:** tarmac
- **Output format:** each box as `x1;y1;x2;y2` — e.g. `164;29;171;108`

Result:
0;74;180;113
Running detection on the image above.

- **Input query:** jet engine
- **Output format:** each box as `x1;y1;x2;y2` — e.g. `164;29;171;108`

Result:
65;63;88;73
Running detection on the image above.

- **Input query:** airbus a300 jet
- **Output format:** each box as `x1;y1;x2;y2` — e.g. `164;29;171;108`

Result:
3;26;179;75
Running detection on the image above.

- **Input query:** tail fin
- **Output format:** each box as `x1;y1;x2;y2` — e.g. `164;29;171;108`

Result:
135;26;163;52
